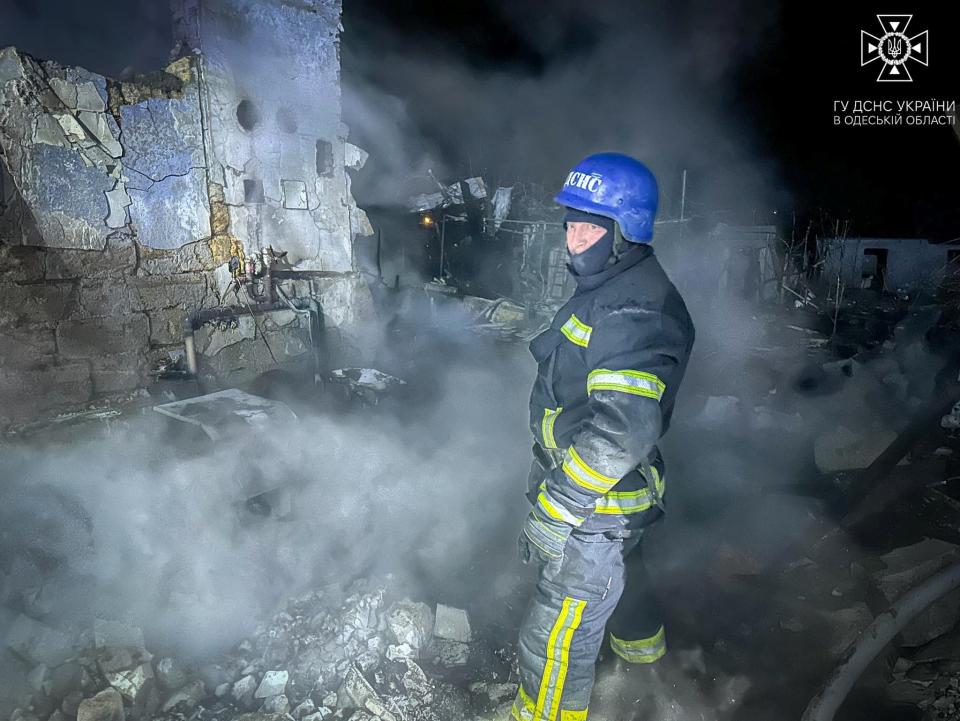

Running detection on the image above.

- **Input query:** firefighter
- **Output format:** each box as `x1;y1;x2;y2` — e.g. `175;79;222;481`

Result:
512;153;695;720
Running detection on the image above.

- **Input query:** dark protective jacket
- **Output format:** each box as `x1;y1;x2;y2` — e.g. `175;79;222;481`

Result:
528;243;695;528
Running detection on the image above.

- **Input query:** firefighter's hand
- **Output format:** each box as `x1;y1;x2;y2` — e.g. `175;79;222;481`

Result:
518;489;588;564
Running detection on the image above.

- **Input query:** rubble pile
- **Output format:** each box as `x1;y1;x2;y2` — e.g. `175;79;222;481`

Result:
4;582;516;721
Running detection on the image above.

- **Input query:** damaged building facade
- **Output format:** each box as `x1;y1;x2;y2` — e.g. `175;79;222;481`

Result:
0;0;374;432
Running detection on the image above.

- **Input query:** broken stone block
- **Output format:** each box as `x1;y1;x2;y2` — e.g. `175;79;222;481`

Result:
303;711;332;721
233;674;258;706
433;604;472;643
97;647;134;674
160;679;205;712
469;682;519;705
155;656;188;691
385;601;433;651
433;639;470;667
5;614;74;666
61;691;83;716
292;699;315;719
401;659;431;697
321;692;337;708
27;664;47;692
104;186;131;228
913;626;960;663
77;689;123;721
871;539;960;646
255;670;288;698
262;694;290;713
106;662;154;703
338;665;378;709
48;661;82;698
363;697;397;721
94;620;145;650
345;712;374;721
385;643;414;661
814;425;897;473
75;83;106;113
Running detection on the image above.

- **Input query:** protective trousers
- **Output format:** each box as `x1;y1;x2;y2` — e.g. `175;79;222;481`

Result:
511;530;664;721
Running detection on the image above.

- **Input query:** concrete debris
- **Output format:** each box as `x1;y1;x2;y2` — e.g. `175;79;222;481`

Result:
255;670;289;698
338;665;379;709
76;689;123;721
5;613;74;666
468;682;518;705
93;619;145;651
160;679;205;712
385;643;415;661
814;425;898;473
434;604;472;643
105;662;153;703
0;581;505;721
292;699;316;718
155;656;188;691
26;664;47;693
871;539;960;646
942;400;960;430
233;674;258;705
409;177;487;212
433;639;470;667
385;601;434;651
261;694;290;713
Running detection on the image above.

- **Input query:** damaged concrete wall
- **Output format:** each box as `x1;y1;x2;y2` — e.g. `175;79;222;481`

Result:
0;0;374;432
822;237;951;294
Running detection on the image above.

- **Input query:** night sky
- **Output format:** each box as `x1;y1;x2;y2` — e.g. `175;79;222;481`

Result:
2;0;958;238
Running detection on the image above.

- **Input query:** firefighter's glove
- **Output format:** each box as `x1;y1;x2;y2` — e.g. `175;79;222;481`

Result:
518;488;590;564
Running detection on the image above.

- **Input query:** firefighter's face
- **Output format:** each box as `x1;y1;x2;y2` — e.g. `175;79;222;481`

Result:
566;221;608;255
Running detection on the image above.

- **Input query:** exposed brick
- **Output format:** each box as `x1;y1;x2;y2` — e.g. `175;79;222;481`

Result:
147;308;186;346
0;282;74;325
56;315;149;358
89;351;145;395
0;323;57;367
127;275;208;312
43;237;137;281
137;240;216;276
0;361;92;424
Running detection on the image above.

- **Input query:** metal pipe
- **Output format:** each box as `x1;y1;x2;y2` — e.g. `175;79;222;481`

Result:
181;297;322;380
800;561;960;721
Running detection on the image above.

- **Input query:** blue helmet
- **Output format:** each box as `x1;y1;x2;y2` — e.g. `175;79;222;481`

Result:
554;152;658;242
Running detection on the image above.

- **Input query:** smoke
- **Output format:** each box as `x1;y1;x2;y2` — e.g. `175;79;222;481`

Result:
0;317;534;659
342;0;786;215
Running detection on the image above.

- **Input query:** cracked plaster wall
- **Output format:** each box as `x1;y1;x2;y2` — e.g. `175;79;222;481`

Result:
0;0;374;432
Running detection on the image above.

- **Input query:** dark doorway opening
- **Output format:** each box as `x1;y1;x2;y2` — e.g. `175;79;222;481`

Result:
862;248;888;291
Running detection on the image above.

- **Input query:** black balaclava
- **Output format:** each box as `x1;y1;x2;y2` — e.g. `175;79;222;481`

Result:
564;208;616;276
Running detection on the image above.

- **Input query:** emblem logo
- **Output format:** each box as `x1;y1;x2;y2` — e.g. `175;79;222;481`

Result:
860;14;928;82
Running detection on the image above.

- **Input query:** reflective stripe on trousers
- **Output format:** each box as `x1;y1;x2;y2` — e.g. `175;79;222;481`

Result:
514;532;627;720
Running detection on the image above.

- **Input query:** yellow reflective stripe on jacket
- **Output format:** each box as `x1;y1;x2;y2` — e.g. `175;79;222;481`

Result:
534;596;587;721
541;407;562;449
610;625;667;664
562;447;618;494
511;684;588;721
560;314;592;348
536;491;585;527
594;466;665;515
587;369;665;401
